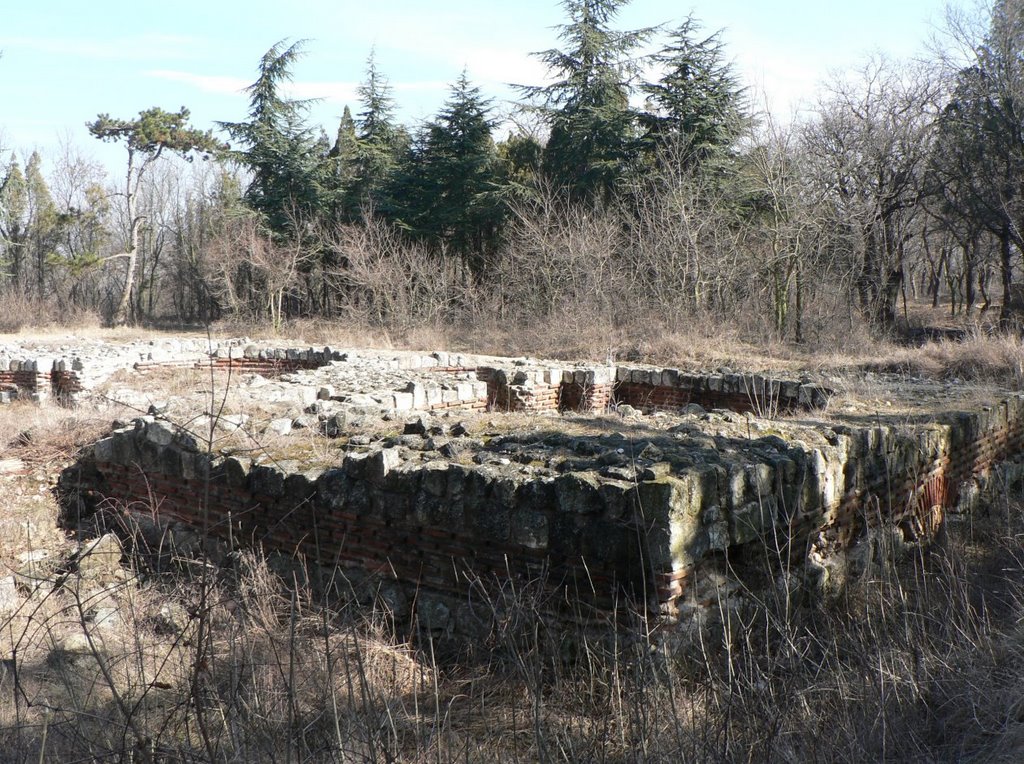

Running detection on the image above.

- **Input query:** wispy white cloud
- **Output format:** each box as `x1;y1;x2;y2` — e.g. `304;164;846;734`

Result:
1;33;201;62
145;70;250;97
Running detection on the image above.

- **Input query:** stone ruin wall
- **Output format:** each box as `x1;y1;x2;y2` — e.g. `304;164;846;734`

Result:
51;345;1024;638
10;339;1021;637
2;341;832;416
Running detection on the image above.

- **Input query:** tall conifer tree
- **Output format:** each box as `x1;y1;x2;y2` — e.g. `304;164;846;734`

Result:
394;72;501;274
220;40;331;234
523;0;651;202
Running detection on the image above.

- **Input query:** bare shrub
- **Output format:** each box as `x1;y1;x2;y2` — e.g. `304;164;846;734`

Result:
0;289;101;334
328;217;477;332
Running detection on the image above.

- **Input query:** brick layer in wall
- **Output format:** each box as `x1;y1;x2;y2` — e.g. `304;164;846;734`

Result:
69;389;1024;628
822;407;1024;546
0;370;50;401
89;460;646;619
615;382;782;416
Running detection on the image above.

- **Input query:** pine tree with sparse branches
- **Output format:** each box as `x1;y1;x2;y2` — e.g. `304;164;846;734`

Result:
393;72;502;275
639;16;748;167
219;39;332;234
522;0;653;203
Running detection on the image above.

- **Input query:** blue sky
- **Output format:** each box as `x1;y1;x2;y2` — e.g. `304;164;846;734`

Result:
2;0;958;172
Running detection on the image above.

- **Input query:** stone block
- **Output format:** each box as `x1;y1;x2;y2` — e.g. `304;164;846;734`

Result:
92;437;115;462
348;479;374;515
136;440;163;473
578;517;621;562
283;472;317;502
342;452;370;480
555;472;603;514
511;508;549;549
181;452;208;481
144;420;176;447
474;503;511;542
368;448;401;485
420;461;449;497
637;471;716;569
267;418;293;436
223;456;252;488
377;490;413;522
727;465;747;509
426;386;443;407
731;498;778;545
598;479;634;520
798;384;832;409
406;382;427;409
160;446;184;476
250;464;286;498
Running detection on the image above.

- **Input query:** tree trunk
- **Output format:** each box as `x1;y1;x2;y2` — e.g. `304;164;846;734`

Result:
112;225;139;326
112;150;139;327
998;226;1018;324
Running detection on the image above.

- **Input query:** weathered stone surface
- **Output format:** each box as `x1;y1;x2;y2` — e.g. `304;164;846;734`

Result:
77;534;123;583
368;448;401;485
511;508;549;549
555;472;603;514
417;595;451;635
267;417;293;436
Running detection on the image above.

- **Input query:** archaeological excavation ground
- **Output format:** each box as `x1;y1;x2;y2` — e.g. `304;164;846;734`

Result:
1;332;1023;762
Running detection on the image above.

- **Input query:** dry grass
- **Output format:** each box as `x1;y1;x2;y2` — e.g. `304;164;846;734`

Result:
0;291;102;335
2;317;1024;761
1;397;1023;761
856;331;1024;386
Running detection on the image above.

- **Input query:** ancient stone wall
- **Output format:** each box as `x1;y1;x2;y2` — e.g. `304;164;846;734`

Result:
3;336;833;423
64;392;1024;637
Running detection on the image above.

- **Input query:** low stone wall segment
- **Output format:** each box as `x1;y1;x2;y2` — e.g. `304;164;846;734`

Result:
62;390;1024;638
2;338;833;420
15;337;1020;638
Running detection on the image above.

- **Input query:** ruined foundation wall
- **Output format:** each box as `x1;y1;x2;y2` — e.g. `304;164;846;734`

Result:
74;425;651;635
65;393;1024;636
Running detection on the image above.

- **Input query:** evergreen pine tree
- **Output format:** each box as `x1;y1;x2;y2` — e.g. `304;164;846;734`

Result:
24;151;58;297
523;0;652;202
219;39;332;234
639;16;747;167
0;154;27;285
394;72;501;275
349;51;410;217
328;105;360;220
